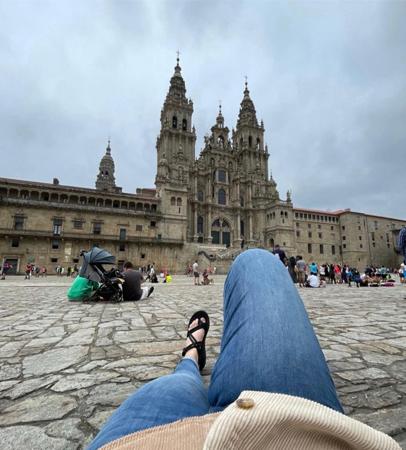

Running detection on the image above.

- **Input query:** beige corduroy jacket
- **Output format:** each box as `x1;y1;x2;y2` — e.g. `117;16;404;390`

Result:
101;391;401;450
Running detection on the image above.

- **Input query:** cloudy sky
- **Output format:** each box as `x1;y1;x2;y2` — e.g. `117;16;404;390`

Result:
1;0;405;219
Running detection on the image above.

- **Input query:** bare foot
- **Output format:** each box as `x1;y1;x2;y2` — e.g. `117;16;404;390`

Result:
183;317;206;364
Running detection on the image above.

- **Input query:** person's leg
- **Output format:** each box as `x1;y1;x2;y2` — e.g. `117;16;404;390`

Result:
208;249;343;413
89;359;209;449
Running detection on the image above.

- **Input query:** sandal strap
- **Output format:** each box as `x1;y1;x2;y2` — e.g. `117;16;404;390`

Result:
182;341;203;356
182;318;208;357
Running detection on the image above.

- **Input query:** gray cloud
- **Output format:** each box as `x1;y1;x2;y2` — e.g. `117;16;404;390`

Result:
0;0;405;219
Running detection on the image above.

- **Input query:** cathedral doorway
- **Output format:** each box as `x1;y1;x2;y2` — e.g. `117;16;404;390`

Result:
211;219;231;247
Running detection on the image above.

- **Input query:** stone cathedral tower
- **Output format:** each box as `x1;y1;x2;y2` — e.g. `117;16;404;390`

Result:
95;140;118;192
155;57;196;241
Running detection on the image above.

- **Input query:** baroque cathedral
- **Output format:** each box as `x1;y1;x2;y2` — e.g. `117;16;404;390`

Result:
0;58;404;273
155;56;291;249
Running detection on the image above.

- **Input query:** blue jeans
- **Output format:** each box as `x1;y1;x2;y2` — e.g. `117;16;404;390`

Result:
89;249;343;449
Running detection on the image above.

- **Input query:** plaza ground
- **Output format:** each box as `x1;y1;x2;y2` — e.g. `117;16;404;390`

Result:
0;275;406;449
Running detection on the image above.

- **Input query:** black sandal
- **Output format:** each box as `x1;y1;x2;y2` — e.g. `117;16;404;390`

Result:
182;310;210;371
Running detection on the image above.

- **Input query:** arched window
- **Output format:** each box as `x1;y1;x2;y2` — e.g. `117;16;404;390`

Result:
240;137;243;148
136;202;143;211
172;116;177;129
218;189;226;205
211;218;231;246
240;220;245;237
176;197;182;206
240;195;244;207
170;197;176;206
197;191;204;202
182;119;187;131
197;216;203;234
217;136;224;147
217;169;226;183
248;136;253;147
256;138;260;149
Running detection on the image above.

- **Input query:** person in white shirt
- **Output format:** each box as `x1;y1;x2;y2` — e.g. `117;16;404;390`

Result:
192;261;199;285
306;273;320;288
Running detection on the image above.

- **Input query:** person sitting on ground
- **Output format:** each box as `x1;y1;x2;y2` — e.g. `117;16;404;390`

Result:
88;250;399;450
202;269;213;285
305;272;321;288
359;273;369;287
150;272;159;283
122;261;154;301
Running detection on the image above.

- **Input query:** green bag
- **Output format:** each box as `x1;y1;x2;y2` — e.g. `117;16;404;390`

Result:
67;276;99;301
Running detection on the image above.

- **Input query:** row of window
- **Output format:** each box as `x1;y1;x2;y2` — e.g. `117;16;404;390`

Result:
297;223;335;231
267;211;289;221
10;238;130;253
295;212;338;223
307;244;337;255
13;216;155;236
1;188;157;211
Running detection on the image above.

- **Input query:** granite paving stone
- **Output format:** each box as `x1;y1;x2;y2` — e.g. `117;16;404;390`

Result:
0;276;405;448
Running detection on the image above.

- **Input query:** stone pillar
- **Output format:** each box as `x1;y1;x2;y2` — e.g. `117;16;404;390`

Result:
193;175;199;242
248;182;254;244
193;205;198;242
206;206;212;243
234;179;242;247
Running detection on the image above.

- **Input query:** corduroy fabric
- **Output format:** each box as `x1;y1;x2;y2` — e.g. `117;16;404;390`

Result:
100;391;401;450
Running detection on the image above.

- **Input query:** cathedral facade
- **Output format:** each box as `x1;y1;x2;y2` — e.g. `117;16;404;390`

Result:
0;59;404;274
155;57;292;252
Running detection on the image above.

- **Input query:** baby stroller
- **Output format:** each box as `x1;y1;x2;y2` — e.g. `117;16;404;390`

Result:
79;247;124;302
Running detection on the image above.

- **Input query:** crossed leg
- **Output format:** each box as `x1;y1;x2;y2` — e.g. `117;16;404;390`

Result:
89;249;342;449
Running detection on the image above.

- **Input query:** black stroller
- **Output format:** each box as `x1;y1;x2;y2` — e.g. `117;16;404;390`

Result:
79;247;124;302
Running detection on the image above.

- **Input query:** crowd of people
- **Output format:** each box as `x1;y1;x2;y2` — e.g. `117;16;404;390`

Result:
274;249;404;289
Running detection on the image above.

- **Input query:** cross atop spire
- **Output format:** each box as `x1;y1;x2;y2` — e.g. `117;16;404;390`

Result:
176;50;180;66
244;75;248;89
218;100;222;115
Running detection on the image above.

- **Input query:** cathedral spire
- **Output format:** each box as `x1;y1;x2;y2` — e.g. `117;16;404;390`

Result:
95;139;117;192
216;100;224;127
166;52;187;102
236;78;258;128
